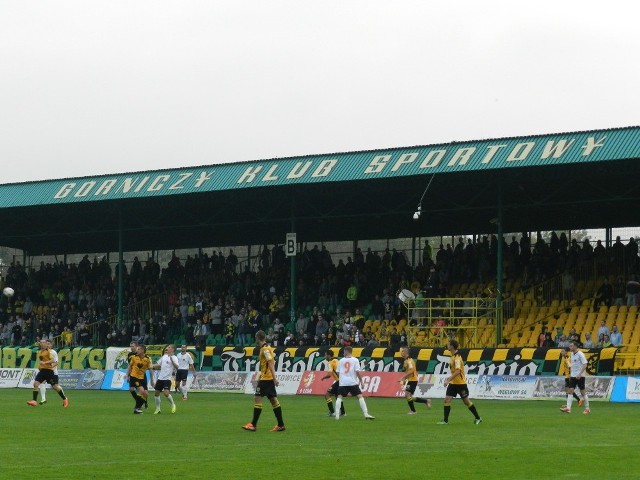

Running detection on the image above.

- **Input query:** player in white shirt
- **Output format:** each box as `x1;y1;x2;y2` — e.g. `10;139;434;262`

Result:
561;341;591;414
175;345;197;400
335;346;375;420
151;344;180;414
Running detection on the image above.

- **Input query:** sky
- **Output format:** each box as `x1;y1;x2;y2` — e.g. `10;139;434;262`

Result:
1;1;638;185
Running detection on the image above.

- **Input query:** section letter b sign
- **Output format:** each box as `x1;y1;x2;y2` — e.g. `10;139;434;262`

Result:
285;233;297;257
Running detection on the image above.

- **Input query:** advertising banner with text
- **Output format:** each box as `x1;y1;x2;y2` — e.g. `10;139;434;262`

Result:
199;346;618;376
0;368;23;388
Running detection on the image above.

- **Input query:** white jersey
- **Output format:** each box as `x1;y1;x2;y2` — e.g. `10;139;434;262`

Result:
157;354;179;381
337;356;361;386
570;350;587;377
50;349;59;375
177;352;194;370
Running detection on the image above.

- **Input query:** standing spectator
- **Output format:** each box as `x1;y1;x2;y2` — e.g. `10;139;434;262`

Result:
626;278;640;307
224;318;235;346
613;277;626;307
562;271;575;301
597;320;610;339
593;278;613;311
609;326;622;346
438;340;482;425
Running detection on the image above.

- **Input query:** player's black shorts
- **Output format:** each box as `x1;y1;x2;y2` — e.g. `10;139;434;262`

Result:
35;369;58;386
564;377;571;389
129;376;148;390
175;369;188;383
338;384;362;397
445;383;469;399
327;380;339;396
405;380;418;394
567;377;586;390
154;379;172;392
255;379;278;398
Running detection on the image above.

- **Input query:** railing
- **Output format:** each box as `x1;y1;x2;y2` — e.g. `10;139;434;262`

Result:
401;296;498;348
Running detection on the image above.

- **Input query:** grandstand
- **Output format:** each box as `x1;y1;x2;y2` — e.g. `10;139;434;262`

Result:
2;126;640;373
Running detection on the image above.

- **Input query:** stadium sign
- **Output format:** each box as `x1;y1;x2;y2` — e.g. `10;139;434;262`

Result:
27;127;638;207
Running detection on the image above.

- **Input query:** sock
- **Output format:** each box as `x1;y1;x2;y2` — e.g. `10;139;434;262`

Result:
467;402;480;419
40;384;47;401
32;389;38;401
573;392;580;401
444;403;451;422
566;395;573;410
339;397;345;415
57;388;67;400
335;398;342;418
182;385;188;398
273;401;284;427
358;396;368;416
130;390;138;401
251;404;263;425
583;394;590;409
155;396;161;409
326;398;335;414
167;394;175;405
407;397;416;412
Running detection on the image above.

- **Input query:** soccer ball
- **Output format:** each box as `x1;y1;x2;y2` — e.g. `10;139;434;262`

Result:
2;287;14;298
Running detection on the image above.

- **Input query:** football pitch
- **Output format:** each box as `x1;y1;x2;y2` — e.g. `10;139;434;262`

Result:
1;389;638;479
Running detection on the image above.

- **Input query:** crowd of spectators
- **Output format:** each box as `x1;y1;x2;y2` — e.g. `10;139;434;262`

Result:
1;232;639;348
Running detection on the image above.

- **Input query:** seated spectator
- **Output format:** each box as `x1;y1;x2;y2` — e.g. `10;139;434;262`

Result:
582;332;595;348
556;335;569;348
598;333;612;348
567;328;580;345
542;332;555;347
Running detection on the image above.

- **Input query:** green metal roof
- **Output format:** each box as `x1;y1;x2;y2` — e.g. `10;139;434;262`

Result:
1;126;639;209
1;126;640;255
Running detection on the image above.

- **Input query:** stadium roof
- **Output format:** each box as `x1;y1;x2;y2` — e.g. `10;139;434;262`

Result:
1;126;639;255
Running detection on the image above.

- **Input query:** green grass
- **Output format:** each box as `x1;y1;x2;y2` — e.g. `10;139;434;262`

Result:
1;390;639;479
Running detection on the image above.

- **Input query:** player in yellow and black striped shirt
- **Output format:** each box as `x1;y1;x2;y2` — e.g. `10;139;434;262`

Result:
398;346;431;414
322;350;345;417
26;339;69;407
242;330;286;432
438;340;482;425
126;344;152;414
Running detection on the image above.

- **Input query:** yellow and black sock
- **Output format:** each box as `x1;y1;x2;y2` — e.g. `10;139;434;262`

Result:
273;401;284;427
444;403;451;422
467;402;480;419
326;398;334;414
251;404;263;426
